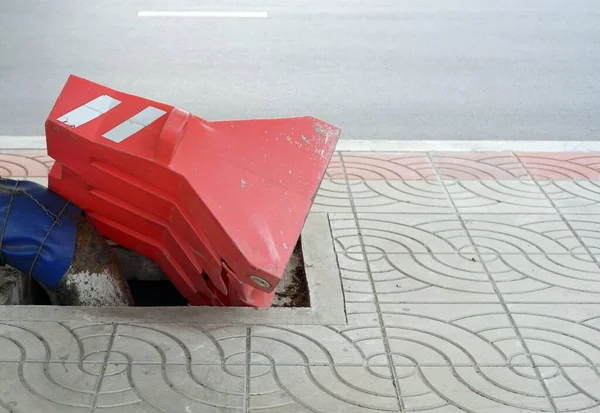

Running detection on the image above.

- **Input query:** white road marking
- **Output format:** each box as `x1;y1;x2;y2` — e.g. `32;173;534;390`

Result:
102;106;166;143
3;137;600;152
56;95;121;128
137;11;268;18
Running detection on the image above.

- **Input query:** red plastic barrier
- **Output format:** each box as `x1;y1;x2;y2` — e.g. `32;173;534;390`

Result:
46;75;340;306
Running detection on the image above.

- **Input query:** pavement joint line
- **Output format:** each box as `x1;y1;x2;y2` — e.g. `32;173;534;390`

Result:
6;136;600;152
137;11;269;18
427;152;559;412
244;327;251;413
89;323;117;413
340;155;405;412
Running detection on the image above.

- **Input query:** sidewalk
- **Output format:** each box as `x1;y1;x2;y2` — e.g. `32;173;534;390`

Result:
2;149;600;412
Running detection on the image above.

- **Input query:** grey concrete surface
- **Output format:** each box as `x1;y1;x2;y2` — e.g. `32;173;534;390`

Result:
2;157;600;411
1;0;599;140
3;151;600;411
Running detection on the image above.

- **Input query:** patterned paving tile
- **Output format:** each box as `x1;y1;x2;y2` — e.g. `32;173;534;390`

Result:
0;151;52;177
381;304;521;366
345;301;379;316
0;322;112;362
324;152;345;180
248;365;399;412
332;315;386;360
564;215;600;256
330;214;362;254
311;179;352;212
350;180;453;213
95;363;244;412
546;367;600;412
539;181;600;214
250;325;384;365
6;151;600;412
399;366;555;412
331;214;470;255
341;153;435;180
486;254;600;302
508;304;600;366
358;251;499;302
431;152;529;180
337;240;379;317
109;324;246;364
518;153;600;180
0;362;100;412
462;214;583;255
338;253;375;306
327;253;382;338
445;180;556;213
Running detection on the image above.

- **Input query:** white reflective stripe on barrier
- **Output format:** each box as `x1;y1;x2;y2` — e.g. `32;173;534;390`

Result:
57;95;121;128
102;106;167;143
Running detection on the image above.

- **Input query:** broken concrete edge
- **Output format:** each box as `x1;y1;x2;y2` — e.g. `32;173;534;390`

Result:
0;213;347;325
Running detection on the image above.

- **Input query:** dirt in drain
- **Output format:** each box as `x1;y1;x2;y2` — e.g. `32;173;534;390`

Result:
126;240;310;307
272;241;309;307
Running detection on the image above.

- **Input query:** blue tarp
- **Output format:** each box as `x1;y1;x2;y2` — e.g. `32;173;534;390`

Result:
0;179;81;291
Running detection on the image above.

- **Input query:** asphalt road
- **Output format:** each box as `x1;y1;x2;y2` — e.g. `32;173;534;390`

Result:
1;0;599;140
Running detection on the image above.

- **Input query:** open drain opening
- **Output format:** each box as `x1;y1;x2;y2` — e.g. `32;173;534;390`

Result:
1;214;347;325
1;240;310;308
127;280;189;306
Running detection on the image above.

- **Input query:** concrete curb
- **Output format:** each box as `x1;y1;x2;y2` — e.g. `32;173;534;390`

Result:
5;135;600;152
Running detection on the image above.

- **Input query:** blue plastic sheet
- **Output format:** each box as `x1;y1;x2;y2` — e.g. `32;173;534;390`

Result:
0;179;81;291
